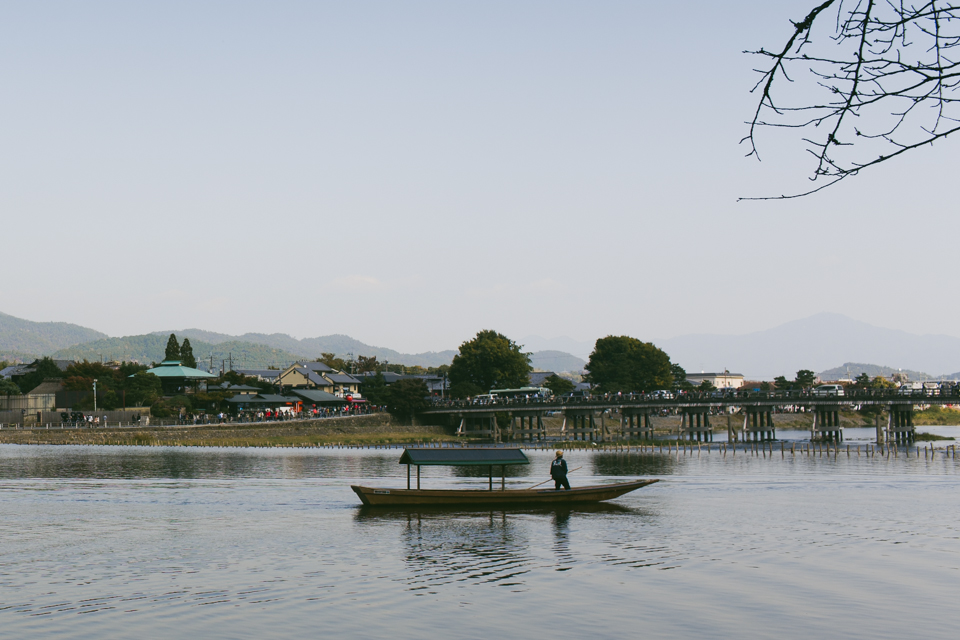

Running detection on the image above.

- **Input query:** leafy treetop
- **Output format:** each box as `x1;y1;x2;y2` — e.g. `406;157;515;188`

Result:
0;378;21;395
13;357;65;394
165;334;181;361
584;336;673;393
448;330;531;398
180;338;197;368
542;374;575;397
319;353;348;372
385;378;429;423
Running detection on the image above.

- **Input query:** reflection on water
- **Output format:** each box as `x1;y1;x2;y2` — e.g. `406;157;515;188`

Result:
2;442;960;639
400;511;531;592
355;503;646;591
591;452;678;477
0;445;402;480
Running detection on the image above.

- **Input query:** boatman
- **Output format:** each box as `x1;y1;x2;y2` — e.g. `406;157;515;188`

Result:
551;450;570;490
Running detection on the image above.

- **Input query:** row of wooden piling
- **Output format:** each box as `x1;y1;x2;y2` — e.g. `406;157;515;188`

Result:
545;440;958;460
1;433;956;458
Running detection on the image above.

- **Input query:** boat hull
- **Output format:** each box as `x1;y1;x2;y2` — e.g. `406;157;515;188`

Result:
351;479;658;507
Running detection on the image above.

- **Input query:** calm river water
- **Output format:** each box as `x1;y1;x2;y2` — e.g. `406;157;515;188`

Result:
2;428;959;639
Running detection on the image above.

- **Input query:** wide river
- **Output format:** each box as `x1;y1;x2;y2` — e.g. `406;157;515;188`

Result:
2;427;959;639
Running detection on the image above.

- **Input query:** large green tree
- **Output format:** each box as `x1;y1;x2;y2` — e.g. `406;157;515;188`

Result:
670;363;694;391
584;336;673;393
0;378;21;395
15;357;65;393
795;369;817;389
125;371;163;407
319;353;348;372
386;378;429;423
448;330;531;397
542;374;574;397
361;371;388;405
357;355;378;372
180;338;197;368
164;334;181;361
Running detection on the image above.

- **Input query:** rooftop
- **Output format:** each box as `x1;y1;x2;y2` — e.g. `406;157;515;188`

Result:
140;361;217;379
398;448;530;467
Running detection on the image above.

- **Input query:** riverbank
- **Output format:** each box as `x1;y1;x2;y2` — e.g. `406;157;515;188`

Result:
0;413;458;447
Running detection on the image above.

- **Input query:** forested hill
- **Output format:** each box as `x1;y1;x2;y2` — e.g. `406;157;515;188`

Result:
0;311;107;357
52;334;302;369
154;329;458;368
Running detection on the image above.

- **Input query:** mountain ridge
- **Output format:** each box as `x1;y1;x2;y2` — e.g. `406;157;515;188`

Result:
656;313;960;379
7;309;960;380
152;329;458;368
0;311;108;357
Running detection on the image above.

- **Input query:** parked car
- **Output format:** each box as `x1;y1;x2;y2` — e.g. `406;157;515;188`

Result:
812;384;845;397
898;382;924;396
710;387;738;399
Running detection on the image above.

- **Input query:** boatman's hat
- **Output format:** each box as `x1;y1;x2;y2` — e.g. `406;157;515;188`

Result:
556;450;563;457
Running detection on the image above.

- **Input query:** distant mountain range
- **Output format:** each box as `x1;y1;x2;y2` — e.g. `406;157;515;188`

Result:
6;309;960;380
0;311;107;359
520;335;593;361
656;313;960;380
528;350;586;373
51;334;303;370
817;362;933;381
150;329;458;368
0;312;587;372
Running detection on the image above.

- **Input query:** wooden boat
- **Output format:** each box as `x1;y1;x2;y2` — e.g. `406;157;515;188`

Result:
350;447;658;507
352;479;658;507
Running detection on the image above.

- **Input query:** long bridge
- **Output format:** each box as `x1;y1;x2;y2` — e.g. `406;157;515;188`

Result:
420;389;958;445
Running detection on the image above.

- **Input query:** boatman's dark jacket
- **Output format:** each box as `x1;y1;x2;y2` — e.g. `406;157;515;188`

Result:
550;458;568;479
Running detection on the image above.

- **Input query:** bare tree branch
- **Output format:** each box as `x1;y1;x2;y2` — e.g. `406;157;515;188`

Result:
742;1;960;199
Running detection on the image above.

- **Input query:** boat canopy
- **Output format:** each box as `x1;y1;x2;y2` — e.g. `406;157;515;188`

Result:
398;448;529;467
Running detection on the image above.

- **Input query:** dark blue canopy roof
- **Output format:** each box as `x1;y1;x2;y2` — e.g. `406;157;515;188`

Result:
398;448;529;466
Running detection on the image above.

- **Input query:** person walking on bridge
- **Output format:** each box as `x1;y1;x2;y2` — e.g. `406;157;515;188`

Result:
551;451;570;490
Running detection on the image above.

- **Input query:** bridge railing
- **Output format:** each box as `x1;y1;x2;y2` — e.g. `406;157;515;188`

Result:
422;386;960;411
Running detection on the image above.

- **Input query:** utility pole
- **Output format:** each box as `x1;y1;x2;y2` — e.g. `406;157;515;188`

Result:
93;379;98;412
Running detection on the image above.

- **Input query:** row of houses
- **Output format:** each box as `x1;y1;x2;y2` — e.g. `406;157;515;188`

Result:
234;363;452;396
235;361;364;397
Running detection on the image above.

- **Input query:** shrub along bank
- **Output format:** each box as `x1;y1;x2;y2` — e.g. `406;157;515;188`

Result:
0;413;459;447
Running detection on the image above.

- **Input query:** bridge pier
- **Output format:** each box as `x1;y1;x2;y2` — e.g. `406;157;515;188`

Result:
620;408;654;441
562;409;598;442
812;406;842;443
743;408;775;442
887;405;915;445
455;412;501;442
680;409;713;442
509;410;545;442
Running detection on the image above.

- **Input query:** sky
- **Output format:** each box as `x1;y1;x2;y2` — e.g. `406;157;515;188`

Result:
2;1;958;354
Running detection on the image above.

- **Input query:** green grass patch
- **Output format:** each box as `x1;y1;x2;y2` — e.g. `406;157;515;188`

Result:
912;406;960;426
914;431;955;441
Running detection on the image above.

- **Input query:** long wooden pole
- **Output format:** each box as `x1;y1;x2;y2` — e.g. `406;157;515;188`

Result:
527;466;582;490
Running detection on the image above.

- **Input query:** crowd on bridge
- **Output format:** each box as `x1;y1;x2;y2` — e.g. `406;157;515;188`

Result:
424;384;960;412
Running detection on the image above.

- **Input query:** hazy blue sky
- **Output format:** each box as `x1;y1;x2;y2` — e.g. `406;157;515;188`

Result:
2;1;957;353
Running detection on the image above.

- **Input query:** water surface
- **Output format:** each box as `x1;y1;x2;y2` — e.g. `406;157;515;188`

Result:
2;434;959;639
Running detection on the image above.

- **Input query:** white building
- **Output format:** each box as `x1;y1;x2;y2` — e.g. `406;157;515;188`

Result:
686;371;745;389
